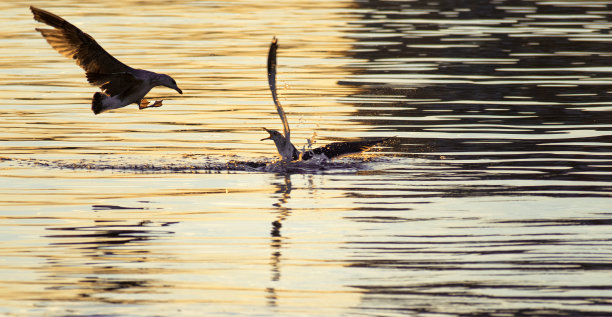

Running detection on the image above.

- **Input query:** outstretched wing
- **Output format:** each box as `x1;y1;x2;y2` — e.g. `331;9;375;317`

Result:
304;138;390;160
31;6;131;74
267;37;291;142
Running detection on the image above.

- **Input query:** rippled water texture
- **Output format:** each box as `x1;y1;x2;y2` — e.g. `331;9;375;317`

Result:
1;0;611;316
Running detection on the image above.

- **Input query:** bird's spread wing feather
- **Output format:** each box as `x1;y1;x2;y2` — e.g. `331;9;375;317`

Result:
305;138;389;160
267;37;290;142
31;6;131;74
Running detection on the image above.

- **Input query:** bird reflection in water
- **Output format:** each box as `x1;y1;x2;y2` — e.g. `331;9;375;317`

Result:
266;174;294;307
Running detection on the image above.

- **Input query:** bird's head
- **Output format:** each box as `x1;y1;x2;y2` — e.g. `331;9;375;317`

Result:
261;127;284;141
261;127;297;161
158;74;182;94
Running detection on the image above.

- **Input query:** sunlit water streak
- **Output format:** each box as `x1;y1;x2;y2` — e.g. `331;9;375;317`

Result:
1;0;612;316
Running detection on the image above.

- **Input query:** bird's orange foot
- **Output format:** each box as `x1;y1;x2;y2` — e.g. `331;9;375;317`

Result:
149;100;163;108
139;99;150;109
139;99;164;109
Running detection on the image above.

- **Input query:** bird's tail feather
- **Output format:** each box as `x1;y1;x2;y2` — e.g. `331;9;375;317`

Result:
91;92;106;115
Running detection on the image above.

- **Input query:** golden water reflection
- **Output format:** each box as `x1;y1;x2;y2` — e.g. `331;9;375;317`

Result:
0;0;364;161
1;1;366;314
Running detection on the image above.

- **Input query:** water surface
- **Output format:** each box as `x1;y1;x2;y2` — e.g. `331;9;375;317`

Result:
1;0;611;316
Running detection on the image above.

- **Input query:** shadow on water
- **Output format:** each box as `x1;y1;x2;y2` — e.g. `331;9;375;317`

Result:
40;204;176;306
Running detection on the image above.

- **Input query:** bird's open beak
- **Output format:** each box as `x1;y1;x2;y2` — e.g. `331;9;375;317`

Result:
260;127;272;141
175;87;183;94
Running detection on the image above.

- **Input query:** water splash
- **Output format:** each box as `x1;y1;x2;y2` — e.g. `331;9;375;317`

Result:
1;153;390;174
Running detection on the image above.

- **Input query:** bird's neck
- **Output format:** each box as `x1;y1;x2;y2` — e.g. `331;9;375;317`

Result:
274;136;299;161
150;73;166;86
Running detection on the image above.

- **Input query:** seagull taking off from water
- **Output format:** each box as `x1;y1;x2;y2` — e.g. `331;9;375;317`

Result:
262;37;389;162
261;127;386;161
30;6;182;114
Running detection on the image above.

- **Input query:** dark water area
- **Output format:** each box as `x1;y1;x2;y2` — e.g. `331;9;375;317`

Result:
342;0;612;197
0;0;611;316
334;1;612;315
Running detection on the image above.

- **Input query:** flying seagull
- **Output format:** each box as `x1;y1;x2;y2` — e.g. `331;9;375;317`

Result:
262;37;389;162
30;6;182;114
